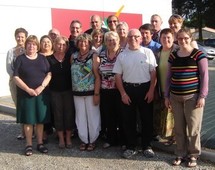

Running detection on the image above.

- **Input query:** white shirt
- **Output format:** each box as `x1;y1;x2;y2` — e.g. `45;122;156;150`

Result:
113;46;157;83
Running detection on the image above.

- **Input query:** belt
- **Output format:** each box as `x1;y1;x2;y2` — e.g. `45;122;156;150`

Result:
123;82;145;87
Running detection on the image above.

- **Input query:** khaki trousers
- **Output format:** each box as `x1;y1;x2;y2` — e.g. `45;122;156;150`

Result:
170;93;203;157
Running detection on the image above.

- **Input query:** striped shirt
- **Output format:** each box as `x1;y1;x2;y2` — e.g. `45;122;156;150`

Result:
168;48;206;95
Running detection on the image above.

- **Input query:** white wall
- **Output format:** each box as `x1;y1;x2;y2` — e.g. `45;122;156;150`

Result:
0;0;172;96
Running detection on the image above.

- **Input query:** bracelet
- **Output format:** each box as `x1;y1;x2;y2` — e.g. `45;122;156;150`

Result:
94;93;100;96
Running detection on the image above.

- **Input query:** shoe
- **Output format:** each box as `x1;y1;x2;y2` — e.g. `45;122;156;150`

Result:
143;148;155;158
103;143;111;149
87;143;96;151
187;157;197;168
172;157;185;166
25;145;33;156
79;143;87;151
122;149;138;159
17;134;25;140
37;144;48;153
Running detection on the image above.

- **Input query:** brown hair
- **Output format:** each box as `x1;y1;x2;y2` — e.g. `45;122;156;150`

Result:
25;35;40;50
14;27;28;37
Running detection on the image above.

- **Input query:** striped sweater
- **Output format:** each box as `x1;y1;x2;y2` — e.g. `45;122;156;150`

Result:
168;48;206;95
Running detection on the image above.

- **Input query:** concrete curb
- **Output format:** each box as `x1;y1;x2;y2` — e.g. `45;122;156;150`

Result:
0;104;215;164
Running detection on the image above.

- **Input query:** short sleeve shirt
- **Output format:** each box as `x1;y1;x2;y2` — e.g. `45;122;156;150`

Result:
113;47;157;83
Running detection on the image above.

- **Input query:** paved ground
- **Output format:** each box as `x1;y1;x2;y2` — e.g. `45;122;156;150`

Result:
0;59;215;169
0;113;215;170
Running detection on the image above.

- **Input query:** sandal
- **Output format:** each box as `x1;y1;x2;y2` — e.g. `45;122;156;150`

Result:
59;143;65;149
187;157;197;168
66;144;72;149
37;144;48;153
25;145;33;156
172;157;185;166
164;138;176;146
87;143;96;151
79;143;87;151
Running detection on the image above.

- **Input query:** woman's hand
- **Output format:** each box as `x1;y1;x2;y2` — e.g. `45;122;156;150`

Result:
164;98;172;110
196;98;205;108
35;86;45;96
26;88;37;96
93;95;100;105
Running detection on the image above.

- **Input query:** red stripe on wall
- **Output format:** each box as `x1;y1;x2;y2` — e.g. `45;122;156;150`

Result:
51;8;142;37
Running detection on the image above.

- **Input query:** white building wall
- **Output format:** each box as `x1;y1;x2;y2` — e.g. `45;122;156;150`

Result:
0;0;172;96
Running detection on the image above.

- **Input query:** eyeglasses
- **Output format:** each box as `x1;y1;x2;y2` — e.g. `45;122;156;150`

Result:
108;20;118;23
127;35;141;39
177;37;190;41
91;21;99;24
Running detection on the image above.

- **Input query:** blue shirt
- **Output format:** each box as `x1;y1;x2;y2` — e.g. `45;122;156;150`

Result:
141;40;161;57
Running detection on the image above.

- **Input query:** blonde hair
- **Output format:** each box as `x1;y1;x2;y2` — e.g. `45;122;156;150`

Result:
168;14;184;25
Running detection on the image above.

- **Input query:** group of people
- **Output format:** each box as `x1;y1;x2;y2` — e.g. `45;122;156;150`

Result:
6;13;208;168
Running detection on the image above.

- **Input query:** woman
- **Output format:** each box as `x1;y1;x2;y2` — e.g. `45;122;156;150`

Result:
47;36;74;149
13;35;51;156
71;33;101;151
39;35;54;143
165;28;209;167
39;35;53;56
91;29;105;54
154;28;178;144
168;14;198;48
6;27;28;140
116;21;129;49
99;31;125;149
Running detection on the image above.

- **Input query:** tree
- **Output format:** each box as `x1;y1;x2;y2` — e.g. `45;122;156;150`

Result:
172;0;215;41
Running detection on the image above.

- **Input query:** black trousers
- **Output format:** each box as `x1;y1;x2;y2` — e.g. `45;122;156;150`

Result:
121;82;153;150
100;89;125;145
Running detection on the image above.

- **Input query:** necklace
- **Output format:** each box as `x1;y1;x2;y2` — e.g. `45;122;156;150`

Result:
78;51;89;60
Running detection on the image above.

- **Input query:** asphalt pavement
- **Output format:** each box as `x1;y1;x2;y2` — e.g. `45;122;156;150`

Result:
0;59;215;169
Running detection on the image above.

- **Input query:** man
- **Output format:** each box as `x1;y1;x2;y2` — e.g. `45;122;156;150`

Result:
107;15;119;32
48;28;60;42
113;29;157;159
150;14;163;43
139;23;161;58
66;20;82;58
85;14;109;34
139;23;161;141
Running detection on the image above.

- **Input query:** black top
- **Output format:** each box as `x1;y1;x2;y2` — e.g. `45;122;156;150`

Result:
47;54;72;92
13;53;50;96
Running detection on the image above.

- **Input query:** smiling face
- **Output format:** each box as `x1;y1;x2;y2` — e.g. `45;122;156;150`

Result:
160;32;174;50
177;31;192;49
54;37;68;53
105;32;120;51
127;29;142;50
90;15;102;30
70;22;82;39
117;24;128;38
15;32;27;47
107;15;119;32
40;37;53;53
